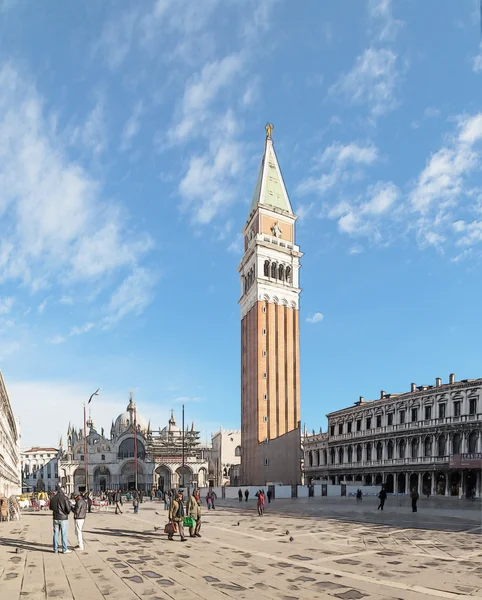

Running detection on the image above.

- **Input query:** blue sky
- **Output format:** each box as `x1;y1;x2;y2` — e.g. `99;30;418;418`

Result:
1;0;481;447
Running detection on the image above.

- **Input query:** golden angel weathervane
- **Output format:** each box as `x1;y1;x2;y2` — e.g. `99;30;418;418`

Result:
265;122;273;140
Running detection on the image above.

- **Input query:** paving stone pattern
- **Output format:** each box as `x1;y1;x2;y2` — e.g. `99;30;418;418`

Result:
0;498;481;599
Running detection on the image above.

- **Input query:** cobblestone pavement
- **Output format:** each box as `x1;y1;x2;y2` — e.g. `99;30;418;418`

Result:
0;499;481;599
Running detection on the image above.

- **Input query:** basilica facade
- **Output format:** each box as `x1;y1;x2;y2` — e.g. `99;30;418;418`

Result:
58;395;208;495
304;374;482;498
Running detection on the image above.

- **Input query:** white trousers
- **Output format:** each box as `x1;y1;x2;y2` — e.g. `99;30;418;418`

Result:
75;519;85;550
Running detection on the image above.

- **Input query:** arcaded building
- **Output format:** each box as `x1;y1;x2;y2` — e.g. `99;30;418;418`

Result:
238;124;303;485
304;374;481;498
0;370;21;497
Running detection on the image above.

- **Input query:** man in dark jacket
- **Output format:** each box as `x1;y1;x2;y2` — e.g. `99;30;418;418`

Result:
378;486;387;511
73;493;88;551
50;486;72;553
114;489;123;514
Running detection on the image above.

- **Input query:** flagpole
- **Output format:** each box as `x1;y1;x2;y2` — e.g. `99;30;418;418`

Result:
134;403;138;492
182;403;185;487
85;387;100;494
83;402;88;493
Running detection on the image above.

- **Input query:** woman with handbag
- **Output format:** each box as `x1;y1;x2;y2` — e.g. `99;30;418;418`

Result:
187;489;201;538
168;490;187;542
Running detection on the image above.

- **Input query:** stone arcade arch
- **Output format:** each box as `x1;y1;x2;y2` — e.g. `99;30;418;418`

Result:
452;433;461;455
385;473;394;493
197;467;207;488
155;465;172;492
94;466;111;492
468;431;477;454
73;468;86;493
422;472;431;496
174;465;193;488
397;473;406;494
435;472;446;495
120;461;145;491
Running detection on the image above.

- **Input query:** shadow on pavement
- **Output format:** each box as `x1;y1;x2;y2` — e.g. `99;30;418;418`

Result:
0;537;53;553
87;527;160;540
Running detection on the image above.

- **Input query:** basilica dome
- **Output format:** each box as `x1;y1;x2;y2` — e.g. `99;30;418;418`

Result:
114;396;149;437
159;411;182;439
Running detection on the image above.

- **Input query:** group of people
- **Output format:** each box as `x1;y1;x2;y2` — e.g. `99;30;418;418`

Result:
165;488;202;542
377;486;420;512
238;488;273;505
49;486;87;553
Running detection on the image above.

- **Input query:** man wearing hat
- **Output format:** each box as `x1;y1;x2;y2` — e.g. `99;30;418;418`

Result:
168;489;187;542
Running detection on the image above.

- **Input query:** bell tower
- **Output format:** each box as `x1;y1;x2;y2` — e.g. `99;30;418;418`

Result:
238;124;302;485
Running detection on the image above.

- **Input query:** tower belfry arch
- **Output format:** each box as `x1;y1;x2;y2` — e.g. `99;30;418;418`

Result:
238;124;303;485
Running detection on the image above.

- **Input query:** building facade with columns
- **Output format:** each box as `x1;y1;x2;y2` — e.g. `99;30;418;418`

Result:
0;370;21;497
304;374;481;498
238;124;303;485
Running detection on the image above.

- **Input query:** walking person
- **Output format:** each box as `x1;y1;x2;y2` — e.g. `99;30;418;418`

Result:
87;491;93;514
206;491;213;510
238;488;243;502
411;488;419;513
73;492;87;551
50;486;72;554
133;494;139;514
267;488;272;504
257;489;265;516
168;490;187;542
163;491;170;511
114;489;123;514
244;489;249;503
188;488;202;538
378;486;387;511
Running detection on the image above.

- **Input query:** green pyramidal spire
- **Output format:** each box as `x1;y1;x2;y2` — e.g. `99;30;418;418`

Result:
248;123;293;219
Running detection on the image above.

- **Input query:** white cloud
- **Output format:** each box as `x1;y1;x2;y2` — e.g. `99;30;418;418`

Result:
179;136;244;224
70;322;94;336
59;296;73;305
330;47;399;117
105;268;155;325
368;0;403;42
306;312;324;324
361;181;399;215
169;53;244;142
81;96;107;157
0;340;19;361
8;380;170;448
320;142;379;165
121;101;143;150
9;379;221;448
473;44;482;73
38;299;48;314
410;113;482;214
0;296;14;314
227;235;244;255
0;64;153;295
48;334;66;345
298;142;379;195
